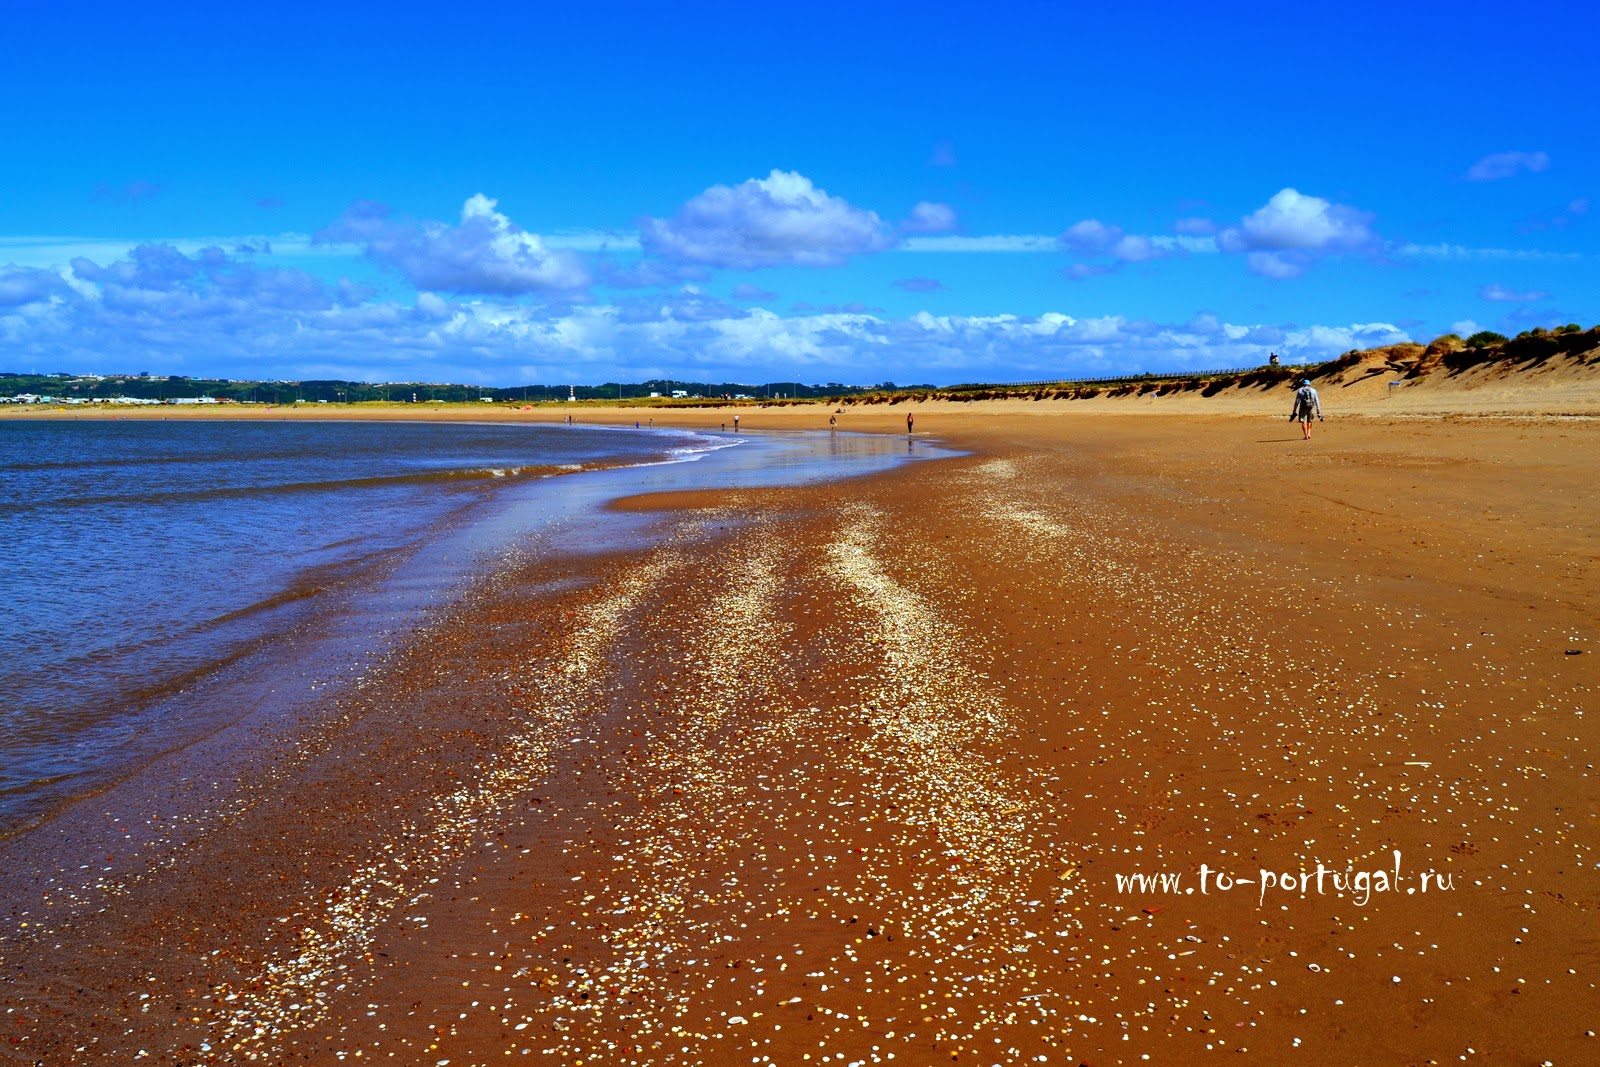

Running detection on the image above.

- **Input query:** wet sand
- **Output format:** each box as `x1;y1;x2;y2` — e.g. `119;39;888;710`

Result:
2;408;1597;1065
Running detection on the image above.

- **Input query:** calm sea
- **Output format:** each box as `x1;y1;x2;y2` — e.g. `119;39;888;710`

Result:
0;418;688;835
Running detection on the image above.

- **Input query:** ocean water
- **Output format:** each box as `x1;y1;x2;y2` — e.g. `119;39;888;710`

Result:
0;419;687;835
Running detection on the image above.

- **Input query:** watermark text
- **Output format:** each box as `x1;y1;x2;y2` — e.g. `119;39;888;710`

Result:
1114;851;1453;906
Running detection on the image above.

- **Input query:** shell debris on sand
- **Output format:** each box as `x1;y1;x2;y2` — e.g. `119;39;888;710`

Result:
2;412;1595;1066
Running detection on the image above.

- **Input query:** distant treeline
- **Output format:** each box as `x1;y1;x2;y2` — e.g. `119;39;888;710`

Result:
5;323;1594;405
0;374;934;404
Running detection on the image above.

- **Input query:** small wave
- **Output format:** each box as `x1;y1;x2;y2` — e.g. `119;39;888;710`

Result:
0;465;572;514
660;433;746;464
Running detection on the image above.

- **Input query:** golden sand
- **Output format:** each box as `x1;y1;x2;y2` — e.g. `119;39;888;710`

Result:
1;386;1596;1064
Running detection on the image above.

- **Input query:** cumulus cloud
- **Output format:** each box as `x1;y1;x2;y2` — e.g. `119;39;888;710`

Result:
1060;220;1168;265
1465;151;1550;182
1245;252;1304;280
0;267;72;307
612;286;748;324
65;243;359;315
71;242;203;290
317;194;590;295
1060;220;1121;255
1216;188;1377;277
1218;189;1374;253
1112;235;1163;262
1480;282;1549;302
638;170;896;269
594;256;706;290
3;230;1420;385
3;255;1415;387
901;201;958;234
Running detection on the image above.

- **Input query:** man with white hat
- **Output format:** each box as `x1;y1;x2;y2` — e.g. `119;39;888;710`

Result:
1290;378;1323;440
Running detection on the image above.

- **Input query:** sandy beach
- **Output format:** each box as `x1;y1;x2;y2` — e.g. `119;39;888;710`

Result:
2;396;1597;1065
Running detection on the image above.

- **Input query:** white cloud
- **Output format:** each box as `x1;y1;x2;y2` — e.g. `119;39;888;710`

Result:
1111;234;1161;262
541;230;642;251
1480;282;1549;302
730;282;777;302
318;195;590;295
1215;188;1377;277
901;234;1058;252
1218;188;1374;253
0;266;72;307
638;170;895;269
1465;151;1550;182
2;251;1417;386
415;291;453;319
0;232;360;270
1060;220;1171;267
901;201;958;234
1246;251;1303;280
1149;235;1219;254
1394;242;1581;262
1060;219;1123;255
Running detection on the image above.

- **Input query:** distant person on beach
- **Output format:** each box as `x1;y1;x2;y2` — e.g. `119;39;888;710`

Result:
1290;379;1323;439
906;412;914;435
829;413;837;430
733;413;740;431
1269;352;1280;366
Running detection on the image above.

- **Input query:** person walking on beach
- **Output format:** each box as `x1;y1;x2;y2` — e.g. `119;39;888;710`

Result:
906;412;914;435
733;413;740;432
1290;378;1322;439
829;413;837;430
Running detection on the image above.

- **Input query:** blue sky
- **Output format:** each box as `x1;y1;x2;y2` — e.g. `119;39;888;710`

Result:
2;0;1593;386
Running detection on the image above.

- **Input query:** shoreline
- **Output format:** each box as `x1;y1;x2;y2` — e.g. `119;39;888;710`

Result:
0;428;944;847
1;410;1596;1064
